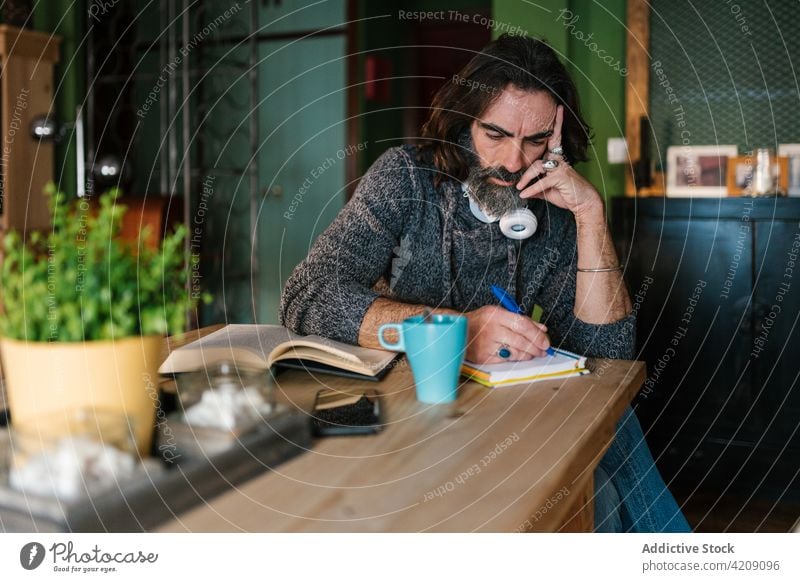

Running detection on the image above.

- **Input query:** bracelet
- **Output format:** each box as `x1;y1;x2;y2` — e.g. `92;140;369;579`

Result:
576;265;623;273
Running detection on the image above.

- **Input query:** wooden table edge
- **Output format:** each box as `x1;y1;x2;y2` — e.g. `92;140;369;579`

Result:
523;361;647;533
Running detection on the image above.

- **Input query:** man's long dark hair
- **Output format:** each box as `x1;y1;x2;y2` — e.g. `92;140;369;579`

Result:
418;34;591;185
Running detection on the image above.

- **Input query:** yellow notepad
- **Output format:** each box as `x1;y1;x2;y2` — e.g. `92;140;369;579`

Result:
461;348;589;388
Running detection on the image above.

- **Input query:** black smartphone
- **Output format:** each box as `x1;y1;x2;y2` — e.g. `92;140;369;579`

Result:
310;388;383;437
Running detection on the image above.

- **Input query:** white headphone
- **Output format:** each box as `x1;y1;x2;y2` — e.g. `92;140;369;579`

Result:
463;184;538;240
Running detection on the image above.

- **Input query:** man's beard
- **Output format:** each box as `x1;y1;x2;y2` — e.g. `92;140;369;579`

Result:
463;164;528;218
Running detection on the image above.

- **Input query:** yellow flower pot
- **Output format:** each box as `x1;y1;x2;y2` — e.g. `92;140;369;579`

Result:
0;335;163;455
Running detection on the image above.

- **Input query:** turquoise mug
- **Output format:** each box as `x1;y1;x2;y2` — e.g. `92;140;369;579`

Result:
378;314;467;404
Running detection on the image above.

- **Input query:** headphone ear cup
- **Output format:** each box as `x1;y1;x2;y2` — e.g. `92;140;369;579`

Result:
499;208;537;240
467;195;499;224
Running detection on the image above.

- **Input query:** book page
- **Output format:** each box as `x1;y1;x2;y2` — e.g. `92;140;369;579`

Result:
159;325;301;373
160;325;397;375
193;324;300;357
298;336;396;370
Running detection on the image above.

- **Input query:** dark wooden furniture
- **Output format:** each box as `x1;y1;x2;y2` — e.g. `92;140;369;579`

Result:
0;24;60;233
612;197;800;502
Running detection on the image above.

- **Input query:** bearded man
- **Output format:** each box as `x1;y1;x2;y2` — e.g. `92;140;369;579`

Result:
281;34;690;532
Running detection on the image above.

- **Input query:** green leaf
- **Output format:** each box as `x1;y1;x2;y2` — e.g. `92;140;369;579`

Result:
1;186;198;341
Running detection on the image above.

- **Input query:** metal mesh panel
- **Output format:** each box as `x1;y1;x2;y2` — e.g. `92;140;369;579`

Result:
649;0;800;169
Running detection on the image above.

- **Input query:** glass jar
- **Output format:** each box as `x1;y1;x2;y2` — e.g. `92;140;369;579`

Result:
7;408;140;501
747;148;782;196
174;362;277;432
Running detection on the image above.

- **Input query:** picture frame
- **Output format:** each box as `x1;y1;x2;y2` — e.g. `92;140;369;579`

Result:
778;144;800;196
726;154;790;196
666;145;738;197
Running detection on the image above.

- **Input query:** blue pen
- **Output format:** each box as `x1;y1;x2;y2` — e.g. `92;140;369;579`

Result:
490;284;556;357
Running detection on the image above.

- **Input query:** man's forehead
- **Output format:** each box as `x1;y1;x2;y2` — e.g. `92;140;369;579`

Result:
482;88;557;132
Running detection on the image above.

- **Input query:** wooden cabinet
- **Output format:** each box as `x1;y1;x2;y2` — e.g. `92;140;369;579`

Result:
612;197;800;501
0;24;60;235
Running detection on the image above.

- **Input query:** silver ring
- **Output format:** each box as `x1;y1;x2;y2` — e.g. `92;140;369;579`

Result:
543;159;559;171
549;146;564;156
497;344;511;359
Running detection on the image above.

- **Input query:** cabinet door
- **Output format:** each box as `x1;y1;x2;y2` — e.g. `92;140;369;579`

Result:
256;34;346;323
626;216;755;453
753;220;800;450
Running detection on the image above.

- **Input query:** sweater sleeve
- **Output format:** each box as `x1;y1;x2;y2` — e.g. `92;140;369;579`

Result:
536;209;636;360
279;147;416;345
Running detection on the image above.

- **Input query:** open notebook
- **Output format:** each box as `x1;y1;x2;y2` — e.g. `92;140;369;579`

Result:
159;325;399;381
461;347;589;388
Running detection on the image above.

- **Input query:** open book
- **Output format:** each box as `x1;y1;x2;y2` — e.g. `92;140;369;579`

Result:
159;325;399;381
461;347;588;388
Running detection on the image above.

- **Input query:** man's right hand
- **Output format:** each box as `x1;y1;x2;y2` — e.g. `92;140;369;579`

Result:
465;305;550;364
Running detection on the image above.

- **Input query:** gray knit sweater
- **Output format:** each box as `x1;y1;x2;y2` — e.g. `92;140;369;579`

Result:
280;143;635;360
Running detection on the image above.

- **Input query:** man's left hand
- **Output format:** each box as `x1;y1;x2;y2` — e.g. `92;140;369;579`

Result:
515;105;603;223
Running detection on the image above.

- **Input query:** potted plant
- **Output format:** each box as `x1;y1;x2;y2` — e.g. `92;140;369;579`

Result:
0;184;200;454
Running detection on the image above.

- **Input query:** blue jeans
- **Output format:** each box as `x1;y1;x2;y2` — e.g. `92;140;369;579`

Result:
593;406;691;532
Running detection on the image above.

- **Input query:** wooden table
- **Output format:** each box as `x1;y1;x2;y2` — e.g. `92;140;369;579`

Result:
156;327;645;533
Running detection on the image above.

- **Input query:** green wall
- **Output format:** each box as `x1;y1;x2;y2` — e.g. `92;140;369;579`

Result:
493;0;570;56
492;0;627;199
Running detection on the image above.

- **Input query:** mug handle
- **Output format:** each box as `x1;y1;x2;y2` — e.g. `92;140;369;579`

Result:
377;323;405;351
